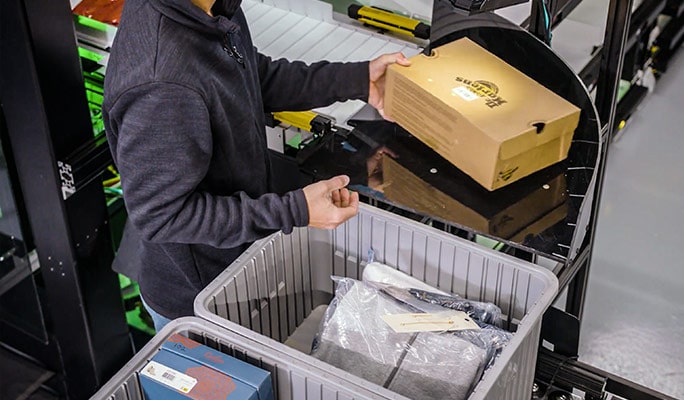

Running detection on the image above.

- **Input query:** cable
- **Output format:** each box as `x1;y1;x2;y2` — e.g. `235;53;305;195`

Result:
541;0;553;43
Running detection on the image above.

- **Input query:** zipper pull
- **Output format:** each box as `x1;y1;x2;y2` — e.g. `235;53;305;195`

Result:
223;33;245;68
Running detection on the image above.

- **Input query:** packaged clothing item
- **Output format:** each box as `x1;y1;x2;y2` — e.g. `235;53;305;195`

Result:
140;349;258;400
161;334;273;400
370;281;512;368
388;333;487;399
312;278;495;400
362;262;503;326
311;278;414;385
408;288;503;327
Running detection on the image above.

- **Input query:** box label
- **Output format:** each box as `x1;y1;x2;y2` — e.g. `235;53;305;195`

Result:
454;77;508;108
141;360;198;394
452;86;479;101
381;311;480;333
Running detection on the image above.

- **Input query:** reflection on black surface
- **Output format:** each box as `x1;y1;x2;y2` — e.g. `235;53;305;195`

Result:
377;135;569;243
301;120;569;256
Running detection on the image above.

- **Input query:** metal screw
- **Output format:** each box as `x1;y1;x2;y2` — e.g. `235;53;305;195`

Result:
543;184;550;190
553;393;571;400
59;261;63;266
430;168;438;174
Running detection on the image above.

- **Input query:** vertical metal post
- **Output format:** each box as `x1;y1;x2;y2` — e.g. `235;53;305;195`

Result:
0;0;133;397
565;0;633;319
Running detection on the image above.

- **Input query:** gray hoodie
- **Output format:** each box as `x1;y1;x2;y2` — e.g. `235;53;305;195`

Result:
103;0;369;318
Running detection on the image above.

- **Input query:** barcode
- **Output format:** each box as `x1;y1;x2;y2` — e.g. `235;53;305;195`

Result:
162;372;176;381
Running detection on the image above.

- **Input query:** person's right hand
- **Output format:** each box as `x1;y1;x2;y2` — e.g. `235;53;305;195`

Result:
303;175;359;229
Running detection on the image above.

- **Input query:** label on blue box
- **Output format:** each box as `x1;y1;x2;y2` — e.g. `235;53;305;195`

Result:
140;349;259;400
141;361;198;394
162;334;274;400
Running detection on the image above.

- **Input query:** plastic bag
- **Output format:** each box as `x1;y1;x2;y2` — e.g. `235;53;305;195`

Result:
370;281;512;367
311;277;497;400
311;277;417;386
408;288;503;327
362;262;504;326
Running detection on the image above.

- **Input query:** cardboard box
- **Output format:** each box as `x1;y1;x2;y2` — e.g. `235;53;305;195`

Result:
385;37;581;191
140;349;259;400
162;334;274;400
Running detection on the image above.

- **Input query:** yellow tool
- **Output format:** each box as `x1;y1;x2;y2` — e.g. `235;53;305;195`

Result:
348;5;430;39
271;111;334;136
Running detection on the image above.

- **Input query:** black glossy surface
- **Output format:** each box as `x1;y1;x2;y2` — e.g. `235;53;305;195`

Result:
301;7;600;263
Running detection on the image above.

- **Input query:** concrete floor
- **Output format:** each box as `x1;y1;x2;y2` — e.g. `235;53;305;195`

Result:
579;49;684;399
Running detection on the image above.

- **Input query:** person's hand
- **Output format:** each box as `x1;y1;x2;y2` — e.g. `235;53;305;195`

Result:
368;52;411;120
303;175;359;229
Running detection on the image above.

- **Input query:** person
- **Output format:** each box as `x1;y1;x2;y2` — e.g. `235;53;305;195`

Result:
103;0;410;331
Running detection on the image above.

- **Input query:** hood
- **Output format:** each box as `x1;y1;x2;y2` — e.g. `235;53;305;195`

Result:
149;0;242;36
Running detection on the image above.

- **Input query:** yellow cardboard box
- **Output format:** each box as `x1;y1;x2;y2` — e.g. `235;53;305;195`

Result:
384;37;581;191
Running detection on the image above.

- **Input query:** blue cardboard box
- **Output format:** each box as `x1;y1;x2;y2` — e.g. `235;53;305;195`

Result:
161;334;274;400
140;349;259;400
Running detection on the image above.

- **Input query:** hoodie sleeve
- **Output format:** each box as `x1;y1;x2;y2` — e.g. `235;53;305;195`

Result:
256;52;370;112
106;82;309;248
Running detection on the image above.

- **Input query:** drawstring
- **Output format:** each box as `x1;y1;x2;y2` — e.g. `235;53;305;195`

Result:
222;33;245;68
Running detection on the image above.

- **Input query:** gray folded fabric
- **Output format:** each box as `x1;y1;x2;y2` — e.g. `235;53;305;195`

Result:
311;340;396;385
312;279;494;399
311;281;413;385
388;332;487;400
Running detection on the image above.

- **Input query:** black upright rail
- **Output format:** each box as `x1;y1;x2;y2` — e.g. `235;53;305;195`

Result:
0;0;133;397
564;0;633;320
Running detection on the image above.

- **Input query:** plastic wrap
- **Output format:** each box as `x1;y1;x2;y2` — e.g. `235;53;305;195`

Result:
362;262;450;294
362;262;503;326
312;278;503;400
370;282;512;367
311;278;416;386
408;288;503;327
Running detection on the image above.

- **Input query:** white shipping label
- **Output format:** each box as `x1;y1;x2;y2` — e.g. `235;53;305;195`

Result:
452;86;479;101
382;311;481;333
141;360;198;394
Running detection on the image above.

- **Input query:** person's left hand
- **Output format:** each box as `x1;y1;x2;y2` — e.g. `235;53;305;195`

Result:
368;52;411;121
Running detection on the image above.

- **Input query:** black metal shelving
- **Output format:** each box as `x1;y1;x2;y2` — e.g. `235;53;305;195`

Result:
0;0;133;397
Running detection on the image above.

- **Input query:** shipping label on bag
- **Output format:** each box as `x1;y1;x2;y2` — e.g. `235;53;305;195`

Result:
381;311;480;333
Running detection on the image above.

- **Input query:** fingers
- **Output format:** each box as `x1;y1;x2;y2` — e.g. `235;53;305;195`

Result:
394;52;411;67
379;146;399;158
380;52;411;67
303;177;359;230
339;188;351;207
325;174;351;191
370;52;411;81
334;191;359;223
331;188;341;207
